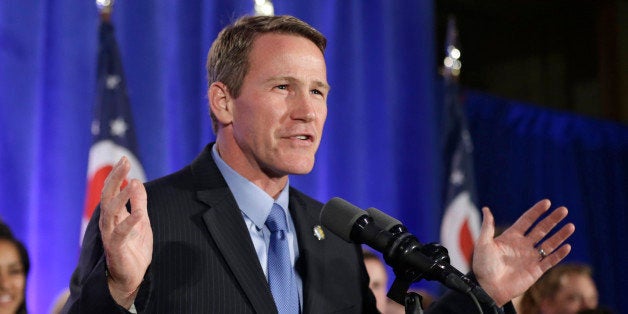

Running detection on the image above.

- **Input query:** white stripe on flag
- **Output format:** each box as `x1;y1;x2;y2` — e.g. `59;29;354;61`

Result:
440;191;481;273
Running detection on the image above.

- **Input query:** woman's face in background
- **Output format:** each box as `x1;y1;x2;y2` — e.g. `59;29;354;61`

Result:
0;240;25;314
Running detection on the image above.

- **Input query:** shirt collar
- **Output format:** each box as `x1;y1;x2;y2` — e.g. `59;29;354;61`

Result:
211;144;290;229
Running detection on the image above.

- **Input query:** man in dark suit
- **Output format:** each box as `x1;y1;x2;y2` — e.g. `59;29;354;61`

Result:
63;15;575;313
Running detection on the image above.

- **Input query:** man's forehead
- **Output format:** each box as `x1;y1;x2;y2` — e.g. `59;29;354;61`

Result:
248;34;329;85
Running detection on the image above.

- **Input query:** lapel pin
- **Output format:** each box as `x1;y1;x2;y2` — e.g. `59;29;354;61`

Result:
313;225;325;240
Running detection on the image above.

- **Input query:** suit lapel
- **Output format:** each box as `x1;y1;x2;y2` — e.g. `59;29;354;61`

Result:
289;191;328;313
191;145;276;313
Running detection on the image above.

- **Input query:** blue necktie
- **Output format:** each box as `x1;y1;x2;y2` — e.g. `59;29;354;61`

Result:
265;203;299;314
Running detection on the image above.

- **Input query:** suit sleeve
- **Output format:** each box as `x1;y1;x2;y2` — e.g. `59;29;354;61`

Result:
61;206;152;314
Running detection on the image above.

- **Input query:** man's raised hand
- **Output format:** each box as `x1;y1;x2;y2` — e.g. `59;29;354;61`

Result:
99;157;153;309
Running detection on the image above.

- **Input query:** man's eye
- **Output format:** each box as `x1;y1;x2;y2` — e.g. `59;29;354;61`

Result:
311;89;323;96
276;84;288;90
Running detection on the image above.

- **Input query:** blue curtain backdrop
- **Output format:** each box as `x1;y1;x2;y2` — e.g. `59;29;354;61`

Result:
0;1;626;313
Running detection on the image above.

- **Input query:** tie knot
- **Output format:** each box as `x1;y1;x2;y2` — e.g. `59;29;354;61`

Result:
265;204;288;232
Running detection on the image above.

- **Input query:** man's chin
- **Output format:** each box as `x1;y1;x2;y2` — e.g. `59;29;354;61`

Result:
280;159;316;176
286;164;315;175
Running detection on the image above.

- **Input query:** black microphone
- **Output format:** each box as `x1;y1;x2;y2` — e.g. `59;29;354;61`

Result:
365;206;496;307
366;206;453;265
365;206;405;233
320;197;474;301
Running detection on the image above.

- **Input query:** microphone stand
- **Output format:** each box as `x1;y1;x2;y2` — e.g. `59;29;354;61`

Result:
386;242;451;304
385;239;496;314
404;292;424;314
387;243;464;314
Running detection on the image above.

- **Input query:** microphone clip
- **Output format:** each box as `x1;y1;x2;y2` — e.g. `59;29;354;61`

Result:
386;241;452;305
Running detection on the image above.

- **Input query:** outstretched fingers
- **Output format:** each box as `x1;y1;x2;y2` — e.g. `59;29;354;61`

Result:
527;206;569;245
508;199;552;235
536;222;575;270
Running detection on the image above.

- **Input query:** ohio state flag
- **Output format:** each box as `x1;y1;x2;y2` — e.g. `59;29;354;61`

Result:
82;19;145;243
439;17;481;273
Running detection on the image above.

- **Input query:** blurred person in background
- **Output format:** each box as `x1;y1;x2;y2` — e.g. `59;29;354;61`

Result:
0;220;29;314
363;249;436;314
363;249;388;313
518;263;598;314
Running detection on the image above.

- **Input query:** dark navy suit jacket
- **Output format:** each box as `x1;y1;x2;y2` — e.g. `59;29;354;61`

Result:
63;143;510;313
63;144;376;313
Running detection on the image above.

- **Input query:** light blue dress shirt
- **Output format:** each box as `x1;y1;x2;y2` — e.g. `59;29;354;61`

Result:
211;146;303;309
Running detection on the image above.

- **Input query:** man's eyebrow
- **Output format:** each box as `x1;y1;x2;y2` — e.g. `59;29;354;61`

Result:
265;76;290;82
312;80;331;91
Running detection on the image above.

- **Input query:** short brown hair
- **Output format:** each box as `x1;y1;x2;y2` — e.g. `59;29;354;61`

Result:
207;15;326;97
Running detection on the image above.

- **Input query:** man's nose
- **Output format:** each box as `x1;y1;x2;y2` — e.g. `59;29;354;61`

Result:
291;92;317;122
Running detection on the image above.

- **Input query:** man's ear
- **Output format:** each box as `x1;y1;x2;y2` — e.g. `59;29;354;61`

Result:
208;82;233;125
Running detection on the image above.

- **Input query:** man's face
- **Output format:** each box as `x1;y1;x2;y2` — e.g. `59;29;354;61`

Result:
540;273;599;314
229;33;328;178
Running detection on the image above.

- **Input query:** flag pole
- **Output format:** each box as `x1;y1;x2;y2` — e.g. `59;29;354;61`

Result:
82;0;146;243
439;15;481;274
97;0;114;21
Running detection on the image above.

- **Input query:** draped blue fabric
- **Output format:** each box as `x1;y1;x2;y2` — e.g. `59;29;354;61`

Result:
0;1;626;313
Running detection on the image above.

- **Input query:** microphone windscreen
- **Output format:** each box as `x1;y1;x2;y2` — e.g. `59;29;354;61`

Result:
366;207;402;231
320;197;366;243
